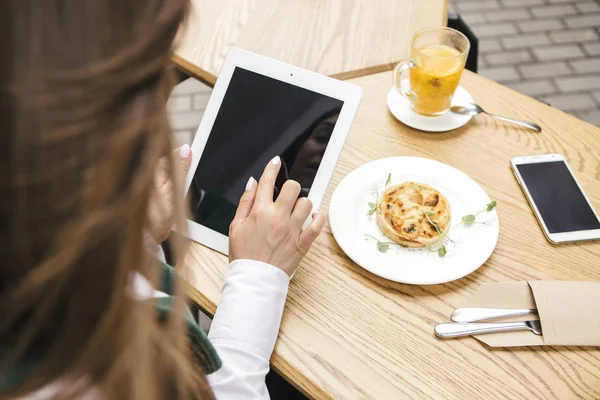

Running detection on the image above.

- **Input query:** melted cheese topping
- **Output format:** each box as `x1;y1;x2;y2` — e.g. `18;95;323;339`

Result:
376;182;451;248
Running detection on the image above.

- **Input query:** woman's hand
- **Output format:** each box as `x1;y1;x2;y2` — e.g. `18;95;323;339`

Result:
147;144;192;244
229;156;326;276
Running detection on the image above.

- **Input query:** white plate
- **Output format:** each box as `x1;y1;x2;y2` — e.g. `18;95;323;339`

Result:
329;157;499;285
387;85;474;132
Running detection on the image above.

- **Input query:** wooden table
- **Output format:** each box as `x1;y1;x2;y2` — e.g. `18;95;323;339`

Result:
174;0;448;86
180;70;600;399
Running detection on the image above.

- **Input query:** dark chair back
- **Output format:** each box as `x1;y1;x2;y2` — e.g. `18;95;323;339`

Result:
447;12;479;73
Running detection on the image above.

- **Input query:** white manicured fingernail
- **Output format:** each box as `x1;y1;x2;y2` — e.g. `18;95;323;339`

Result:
271;156;281;165
180;144;191;159
245;177;255;191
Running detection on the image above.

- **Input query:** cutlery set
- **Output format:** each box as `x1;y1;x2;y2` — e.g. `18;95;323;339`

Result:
435;307;541;339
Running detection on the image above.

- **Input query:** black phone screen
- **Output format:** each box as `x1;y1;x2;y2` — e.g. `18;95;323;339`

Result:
186;67;344;236
516;161;600;233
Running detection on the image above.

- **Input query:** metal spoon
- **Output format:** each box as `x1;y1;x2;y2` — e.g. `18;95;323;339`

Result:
451;103;541;132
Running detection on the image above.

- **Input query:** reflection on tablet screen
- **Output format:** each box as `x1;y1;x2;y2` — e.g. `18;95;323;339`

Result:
186;67;344;236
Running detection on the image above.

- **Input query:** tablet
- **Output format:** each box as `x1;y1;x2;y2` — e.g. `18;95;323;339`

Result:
183;48;362;255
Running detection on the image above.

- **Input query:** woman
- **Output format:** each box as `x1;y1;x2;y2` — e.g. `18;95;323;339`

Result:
0;1;324;399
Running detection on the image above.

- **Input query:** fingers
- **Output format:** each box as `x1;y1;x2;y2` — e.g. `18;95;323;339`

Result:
275;180;301;214
291;197;313;227
232;177;257;224
298;213;325;252
147;178;175;244
155;157;169;188
255;156;282;205
159;180;174;208
174;144;192;173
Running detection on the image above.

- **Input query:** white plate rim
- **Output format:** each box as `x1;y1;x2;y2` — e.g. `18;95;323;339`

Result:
329;157;499;285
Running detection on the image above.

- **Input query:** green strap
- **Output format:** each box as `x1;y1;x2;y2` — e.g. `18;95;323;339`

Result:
0;348;38;391
157;262;221;373
154;296;221;373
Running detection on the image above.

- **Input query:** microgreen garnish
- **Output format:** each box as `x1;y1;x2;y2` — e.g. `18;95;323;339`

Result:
457;200;497;227
425;211;443;235
367;173;392;216
428;241;449;257
367;197;378;216
364;177;495;258
424;212;452;257
461;214;476;225
364;234;397;253
438;245;447;257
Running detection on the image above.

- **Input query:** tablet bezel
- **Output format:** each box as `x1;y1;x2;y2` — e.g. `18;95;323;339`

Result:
183;48;362;255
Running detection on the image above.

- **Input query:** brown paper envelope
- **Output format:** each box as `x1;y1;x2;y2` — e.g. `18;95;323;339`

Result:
529;281;600;346
465;281;600;347
465;281;544;347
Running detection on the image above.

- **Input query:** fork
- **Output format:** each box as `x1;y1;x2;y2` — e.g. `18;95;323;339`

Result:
451;307;538;323
434;320;542;339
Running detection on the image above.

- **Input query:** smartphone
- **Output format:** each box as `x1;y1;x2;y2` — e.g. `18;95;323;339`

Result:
511;154;600;244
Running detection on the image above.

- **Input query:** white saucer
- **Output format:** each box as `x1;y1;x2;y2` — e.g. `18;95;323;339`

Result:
387;84;474;132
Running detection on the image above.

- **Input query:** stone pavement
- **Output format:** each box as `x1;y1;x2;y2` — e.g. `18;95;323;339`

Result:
168;0;600;148
452;0;600;126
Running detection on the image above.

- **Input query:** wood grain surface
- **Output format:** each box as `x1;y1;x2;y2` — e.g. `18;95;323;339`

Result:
180;70;600;399
174;0;448;86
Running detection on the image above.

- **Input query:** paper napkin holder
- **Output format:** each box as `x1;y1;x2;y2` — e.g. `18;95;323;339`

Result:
463;281;600;347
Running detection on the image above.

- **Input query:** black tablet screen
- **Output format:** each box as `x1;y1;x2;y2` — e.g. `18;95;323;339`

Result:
186;67;344;236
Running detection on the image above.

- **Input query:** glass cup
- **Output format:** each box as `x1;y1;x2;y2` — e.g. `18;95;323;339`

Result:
394;27;470;117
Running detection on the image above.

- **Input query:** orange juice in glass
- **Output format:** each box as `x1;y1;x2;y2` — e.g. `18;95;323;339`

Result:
394;27;470;116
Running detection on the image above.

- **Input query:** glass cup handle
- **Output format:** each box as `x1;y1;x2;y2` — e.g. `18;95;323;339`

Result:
393;59;416;101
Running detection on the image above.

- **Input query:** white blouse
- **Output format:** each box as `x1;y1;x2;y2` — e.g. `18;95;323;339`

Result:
208;259;290;399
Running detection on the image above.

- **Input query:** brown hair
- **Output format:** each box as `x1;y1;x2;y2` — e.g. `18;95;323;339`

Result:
0;1;213;398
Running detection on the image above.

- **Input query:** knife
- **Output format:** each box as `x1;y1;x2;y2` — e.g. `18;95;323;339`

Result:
451;307;537;323
435;320;543;338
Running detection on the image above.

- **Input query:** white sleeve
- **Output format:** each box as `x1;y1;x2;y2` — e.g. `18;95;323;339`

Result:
207;259;290;400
